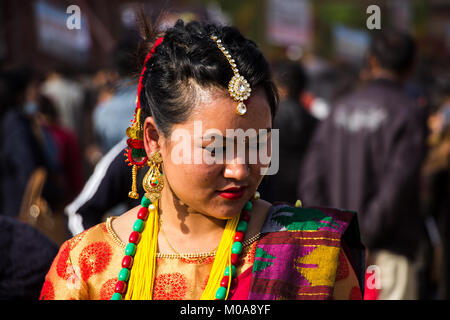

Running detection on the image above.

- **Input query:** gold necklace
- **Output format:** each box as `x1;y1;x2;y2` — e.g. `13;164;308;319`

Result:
159;216;218;262
106;216;261;260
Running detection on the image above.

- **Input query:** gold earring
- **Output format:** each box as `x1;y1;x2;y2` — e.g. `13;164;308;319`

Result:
142;151;164;203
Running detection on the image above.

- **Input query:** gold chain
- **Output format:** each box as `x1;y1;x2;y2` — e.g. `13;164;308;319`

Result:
105;217;261;259
159;215;218;262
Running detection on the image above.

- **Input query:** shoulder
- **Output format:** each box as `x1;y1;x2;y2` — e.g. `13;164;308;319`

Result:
61;221;119;260
54;221;122;280
259;203;365;269
246;199;271;240
265;203;365;269
42;221;123;300
2;111;31;133
110;205;140;244
261;203;357;235
250;204;366;299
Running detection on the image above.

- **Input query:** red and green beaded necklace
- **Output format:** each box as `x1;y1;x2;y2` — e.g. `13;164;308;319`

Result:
111;195;252;300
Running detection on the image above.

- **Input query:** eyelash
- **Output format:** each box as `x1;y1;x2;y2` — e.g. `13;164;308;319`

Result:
204;146;217;154
203;143;266;154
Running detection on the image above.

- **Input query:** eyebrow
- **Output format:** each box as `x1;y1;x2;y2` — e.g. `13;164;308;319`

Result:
202;127;272;143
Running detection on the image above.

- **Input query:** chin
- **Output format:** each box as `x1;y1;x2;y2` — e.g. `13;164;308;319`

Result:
211;210;241;221
211;199;248;219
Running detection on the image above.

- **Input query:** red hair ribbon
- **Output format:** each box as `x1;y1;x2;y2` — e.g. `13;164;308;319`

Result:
135;36;164;118
126;36;164;168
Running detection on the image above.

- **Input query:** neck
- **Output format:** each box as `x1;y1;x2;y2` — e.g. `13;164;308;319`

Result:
157;186;227;253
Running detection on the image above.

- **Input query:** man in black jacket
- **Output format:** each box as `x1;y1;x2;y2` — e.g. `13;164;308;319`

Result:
260;61;317;204
299;30;428;299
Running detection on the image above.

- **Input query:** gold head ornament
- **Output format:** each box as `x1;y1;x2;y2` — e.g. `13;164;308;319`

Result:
210;35;252;116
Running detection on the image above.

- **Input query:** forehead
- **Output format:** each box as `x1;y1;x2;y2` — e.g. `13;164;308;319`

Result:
184;86;272;134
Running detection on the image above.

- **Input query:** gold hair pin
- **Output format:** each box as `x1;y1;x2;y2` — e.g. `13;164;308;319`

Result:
210;35;251;116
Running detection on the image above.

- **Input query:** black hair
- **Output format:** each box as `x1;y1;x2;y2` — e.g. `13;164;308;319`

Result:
37;94;59;122
0;67;34;114
272;60;308;100
368;29;416;75
111;31;141;78
137;18;278;137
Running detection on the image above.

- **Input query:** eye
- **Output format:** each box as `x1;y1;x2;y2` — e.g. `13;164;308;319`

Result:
203;145;224;156
204;146;216;155
249;136;268;151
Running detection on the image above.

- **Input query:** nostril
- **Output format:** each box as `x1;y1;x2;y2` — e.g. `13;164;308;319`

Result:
223;162;250;181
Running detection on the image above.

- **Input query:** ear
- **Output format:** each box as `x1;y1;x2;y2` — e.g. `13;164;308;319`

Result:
143;116;161;156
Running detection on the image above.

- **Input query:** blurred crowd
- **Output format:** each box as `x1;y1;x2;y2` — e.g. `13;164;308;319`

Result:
1;25;449;301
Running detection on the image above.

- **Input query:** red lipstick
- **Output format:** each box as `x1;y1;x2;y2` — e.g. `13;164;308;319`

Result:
217;187;247;200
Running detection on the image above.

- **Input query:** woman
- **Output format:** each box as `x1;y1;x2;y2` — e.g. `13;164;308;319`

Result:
40;19;364;300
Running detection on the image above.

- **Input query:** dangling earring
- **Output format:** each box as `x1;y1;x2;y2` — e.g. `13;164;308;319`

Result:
125;108;148;199
143;151;164;203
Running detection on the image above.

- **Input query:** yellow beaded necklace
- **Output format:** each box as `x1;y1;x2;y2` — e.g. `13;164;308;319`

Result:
111;197;252;300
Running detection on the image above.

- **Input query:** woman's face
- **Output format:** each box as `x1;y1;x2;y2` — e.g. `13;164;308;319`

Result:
147;87;273;220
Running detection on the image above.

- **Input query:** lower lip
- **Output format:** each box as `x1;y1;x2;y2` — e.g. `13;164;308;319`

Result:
217;188;246;200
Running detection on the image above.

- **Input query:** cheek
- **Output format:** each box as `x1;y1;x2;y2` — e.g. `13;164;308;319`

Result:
187;164;223;187
162;157;223;193
249;163;266;184
162;137;224;188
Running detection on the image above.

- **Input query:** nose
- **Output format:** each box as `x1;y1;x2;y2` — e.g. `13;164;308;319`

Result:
223;156;250;181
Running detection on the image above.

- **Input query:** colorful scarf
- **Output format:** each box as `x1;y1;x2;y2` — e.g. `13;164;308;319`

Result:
246;204;365;300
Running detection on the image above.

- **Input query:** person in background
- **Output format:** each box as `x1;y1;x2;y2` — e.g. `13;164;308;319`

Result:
259;61;317;204
40;66;84;137
299;30;428;299
36;94;84;206
65;138;143;236
92;33;140;154
64;34;147;236
0;215;58;300
421;76;450;299
0;68;47;217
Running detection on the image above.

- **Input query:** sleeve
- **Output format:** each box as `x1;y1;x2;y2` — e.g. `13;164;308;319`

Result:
360;107;428;247
39;241;89;300
65;138;139;235
332;248;363;300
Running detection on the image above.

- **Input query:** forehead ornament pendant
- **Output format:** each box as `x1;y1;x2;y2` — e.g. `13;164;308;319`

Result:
211;35;251;116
